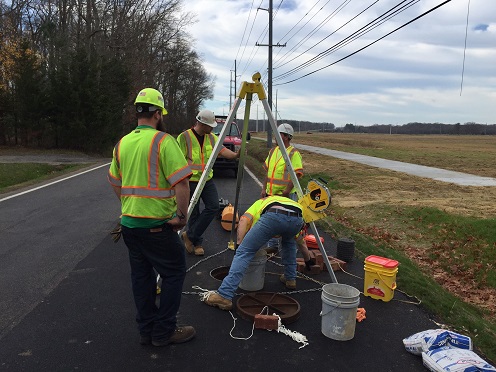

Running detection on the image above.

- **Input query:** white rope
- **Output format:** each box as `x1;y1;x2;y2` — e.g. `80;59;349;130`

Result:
274;315;309;349
197;294;308;347
193;285;215;302
228;311;255;341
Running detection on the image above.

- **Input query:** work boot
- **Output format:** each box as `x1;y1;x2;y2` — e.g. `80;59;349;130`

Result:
151;326;196;347
194;245;204;256
203;291;232;310
280;274;296;289
182;232;194;254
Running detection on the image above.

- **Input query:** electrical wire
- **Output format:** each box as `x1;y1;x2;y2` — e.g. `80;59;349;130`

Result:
235;0;258;71
274;0;379;70
274;0;419;81
274;0;453;86
273;0;348;69
459;0;471;96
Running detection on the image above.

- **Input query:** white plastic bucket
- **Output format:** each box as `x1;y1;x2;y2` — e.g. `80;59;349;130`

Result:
239;249;268;291
321;283;360;341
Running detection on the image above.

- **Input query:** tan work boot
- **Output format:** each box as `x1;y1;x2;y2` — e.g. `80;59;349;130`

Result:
182;232;194;254
194;245;204;256
280;274;296;289
203;292;232;310
151;326;196;347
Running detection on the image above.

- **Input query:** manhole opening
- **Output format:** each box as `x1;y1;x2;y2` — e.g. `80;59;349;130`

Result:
210;266;230;281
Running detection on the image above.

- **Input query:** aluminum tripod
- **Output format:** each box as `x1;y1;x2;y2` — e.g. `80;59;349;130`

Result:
185;72;338;284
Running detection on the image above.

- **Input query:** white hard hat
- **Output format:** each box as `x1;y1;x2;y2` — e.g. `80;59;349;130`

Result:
196;109;217;127
277;123;294;137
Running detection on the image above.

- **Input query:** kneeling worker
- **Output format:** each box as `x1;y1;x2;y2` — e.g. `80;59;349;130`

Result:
202;195;304;310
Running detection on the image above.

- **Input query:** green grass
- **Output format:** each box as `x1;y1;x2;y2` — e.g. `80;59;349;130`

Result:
246;139;496;363
0;163;87;192
318;217;496;363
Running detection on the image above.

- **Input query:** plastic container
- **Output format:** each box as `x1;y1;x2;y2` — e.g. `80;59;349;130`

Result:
320;283;360;341
239;249;268;291
363;255;399;302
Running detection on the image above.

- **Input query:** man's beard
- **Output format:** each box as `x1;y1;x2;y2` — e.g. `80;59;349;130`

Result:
156;117;166;132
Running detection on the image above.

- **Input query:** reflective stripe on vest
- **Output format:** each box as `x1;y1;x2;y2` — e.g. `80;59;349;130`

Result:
183;129;215;181
266;146;296;194
120;132;175;198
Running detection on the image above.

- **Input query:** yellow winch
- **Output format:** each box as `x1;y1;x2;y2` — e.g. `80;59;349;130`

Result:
298;179;331;222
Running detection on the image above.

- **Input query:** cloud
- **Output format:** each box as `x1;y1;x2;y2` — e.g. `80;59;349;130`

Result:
182;0;496;126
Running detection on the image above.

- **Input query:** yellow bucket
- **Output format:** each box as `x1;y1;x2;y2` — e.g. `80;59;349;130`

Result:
363;255;399;302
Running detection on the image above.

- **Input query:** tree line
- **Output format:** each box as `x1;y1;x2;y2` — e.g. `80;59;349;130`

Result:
243;120;495;136
0;0;213;154
339;122;496;135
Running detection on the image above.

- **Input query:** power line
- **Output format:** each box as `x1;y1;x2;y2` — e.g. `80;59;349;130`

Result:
273;0;345;69
234;0;257;70
272;0;330;63
274;0;418;81
274;0;453;86
274;0;379;70
460;0;471;96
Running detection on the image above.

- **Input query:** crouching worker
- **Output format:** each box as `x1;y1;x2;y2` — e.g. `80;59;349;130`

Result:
202;195;304;310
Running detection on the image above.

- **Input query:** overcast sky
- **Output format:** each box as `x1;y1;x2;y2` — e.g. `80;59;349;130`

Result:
181;0;495;127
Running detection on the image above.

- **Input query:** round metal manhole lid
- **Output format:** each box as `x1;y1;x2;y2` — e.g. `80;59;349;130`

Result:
236;292;301;324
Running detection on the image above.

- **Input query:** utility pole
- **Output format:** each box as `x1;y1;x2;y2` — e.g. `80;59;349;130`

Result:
275;89;278;126
230;59;238;119
257;0;285;147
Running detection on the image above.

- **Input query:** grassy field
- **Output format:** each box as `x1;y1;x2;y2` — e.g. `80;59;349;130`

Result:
0;147;99;193
247;133;496;363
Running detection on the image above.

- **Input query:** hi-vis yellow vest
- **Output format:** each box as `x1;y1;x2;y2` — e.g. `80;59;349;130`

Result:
263;146;303;195
177;129;225;182
108;126;191;221
241;195;303;227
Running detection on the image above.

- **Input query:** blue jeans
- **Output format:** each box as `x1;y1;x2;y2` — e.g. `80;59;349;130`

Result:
218;212;303;300
187;180;219;246
122;224;186;341
266;193;298;250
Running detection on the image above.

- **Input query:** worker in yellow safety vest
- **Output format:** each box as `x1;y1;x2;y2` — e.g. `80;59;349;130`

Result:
261;123;315;270
176;109;240;256
202;195;305;310
108;87;195;347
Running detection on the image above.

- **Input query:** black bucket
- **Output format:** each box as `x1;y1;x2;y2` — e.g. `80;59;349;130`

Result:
336;238;355;262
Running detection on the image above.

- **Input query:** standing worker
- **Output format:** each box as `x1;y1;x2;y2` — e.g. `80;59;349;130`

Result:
261;123;314;268
108;88;196;347
202;195;305;310
177;109;240;256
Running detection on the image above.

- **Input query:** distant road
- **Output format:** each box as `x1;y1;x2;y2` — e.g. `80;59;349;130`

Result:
252;137;496;186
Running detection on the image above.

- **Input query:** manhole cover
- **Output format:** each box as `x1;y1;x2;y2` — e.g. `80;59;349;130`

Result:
236;292;300;324
210;266;230;281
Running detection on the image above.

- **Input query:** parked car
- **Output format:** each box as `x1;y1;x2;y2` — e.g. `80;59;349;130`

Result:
212;116;250;177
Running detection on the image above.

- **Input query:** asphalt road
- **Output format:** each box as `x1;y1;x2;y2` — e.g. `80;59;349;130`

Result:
0;163;444;371
0;162;119;340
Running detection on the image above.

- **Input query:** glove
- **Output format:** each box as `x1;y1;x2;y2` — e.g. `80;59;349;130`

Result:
305;258;316;270
110;222;122;243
